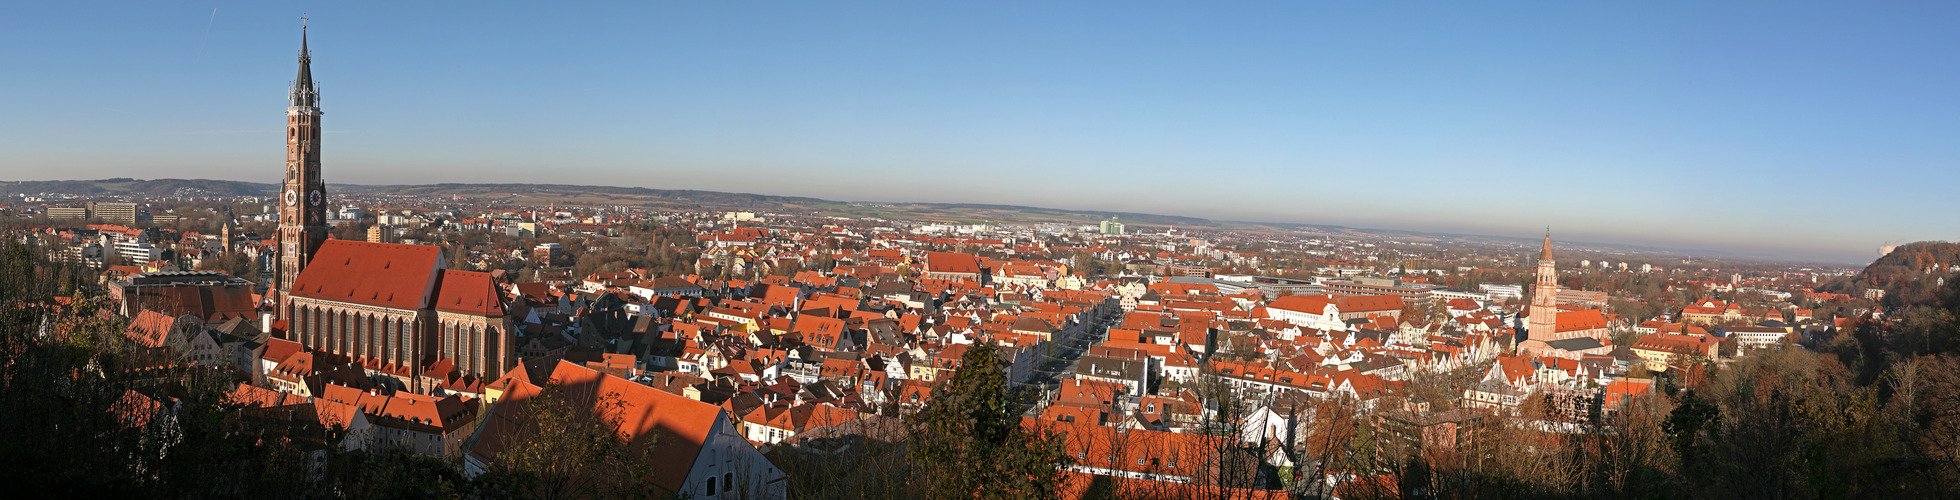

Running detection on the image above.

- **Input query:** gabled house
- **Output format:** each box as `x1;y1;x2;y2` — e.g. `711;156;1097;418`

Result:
467;360;786;499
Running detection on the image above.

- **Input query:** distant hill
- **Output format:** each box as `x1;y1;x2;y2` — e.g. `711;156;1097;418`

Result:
355;183;832;207
0;178;274;198
885;203;1213;227
347;183;1214;227
1859;242;1960;287
1828;241;1960;307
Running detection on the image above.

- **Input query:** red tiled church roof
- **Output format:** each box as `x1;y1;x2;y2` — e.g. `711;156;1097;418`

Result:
435;269;505;316
1555;309;1608;332
291;240;443;311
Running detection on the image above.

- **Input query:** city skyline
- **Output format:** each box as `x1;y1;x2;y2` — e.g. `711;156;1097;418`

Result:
3;2;1956;264
6;5;1959;496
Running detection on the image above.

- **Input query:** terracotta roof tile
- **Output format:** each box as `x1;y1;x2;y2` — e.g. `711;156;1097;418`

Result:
290;240;443;310
470;361;724;492
435;269;505;316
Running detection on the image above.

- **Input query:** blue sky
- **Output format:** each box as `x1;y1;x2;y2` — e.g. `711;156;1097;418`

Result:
1;2;1954;263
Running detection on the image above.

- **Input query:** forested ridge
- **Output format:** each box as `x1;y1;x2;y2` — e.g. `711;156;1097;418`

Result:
1824;241;1960;308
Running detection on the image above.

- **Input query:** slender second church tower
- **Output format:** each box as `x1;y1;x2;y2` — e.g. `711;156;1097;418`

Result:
276;28;329;316
1527;230;1560;341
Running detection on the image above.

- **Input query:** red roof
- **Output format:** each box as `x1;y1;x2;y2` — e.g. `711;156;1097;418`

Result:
1335;294;1405;313
290;240;442;311
793;315;847;348
1493;355;1534;385
1604;379;1652;398
925;252;983;275
1149;282;1218;296
752;283;800;309
746;403;861;434
1028;419;1223;480
1633;333;1718;357
470;361;724;492
802;293;860;313
1268;294;1336;314
1555;309;1609;332
313;399;364;430
262;337;304;364
113;390;161;429
434;269;505;316
127;285;256;323
271;351;316;380
319;384;474;432
1053;379;1124;409
123;309;177;349
1055;471;1288;500
226;383;299;408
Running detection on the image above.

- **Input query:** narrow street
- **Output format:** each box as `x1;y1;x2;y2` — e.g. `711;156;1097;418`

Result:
1012;306;1120;413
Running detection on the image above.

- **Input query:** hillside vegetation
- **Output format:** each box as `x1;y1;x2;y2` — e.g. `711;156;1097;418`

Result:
1825;241;1960;308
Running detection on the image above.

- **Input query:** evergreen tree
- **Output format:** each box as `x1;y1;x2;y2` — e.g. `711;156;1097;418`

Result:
908;342;1071;499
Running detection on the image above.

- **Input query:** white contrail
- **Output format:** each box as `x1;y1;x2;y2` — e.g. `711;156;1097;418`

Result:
199;8;217;60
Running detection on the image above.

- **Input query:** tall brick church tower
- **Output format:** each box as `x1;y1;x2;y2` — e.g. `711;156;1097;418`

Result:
276;28;328;317
1527;230;1560;341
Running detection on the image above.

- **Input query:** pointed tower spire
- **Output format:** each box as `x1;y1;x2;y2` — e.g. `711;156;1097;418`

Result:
276;18;328;316
290;25;318;108
1540;227;1553;261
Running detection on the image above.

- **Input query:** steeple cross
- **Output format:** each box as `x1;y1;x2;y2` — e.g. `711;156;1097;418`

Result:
300;13;309;29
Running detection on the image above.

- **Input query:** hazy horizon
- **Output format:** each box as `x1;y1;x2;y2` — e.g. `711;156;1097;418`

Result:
2;2;1954;265
0;174;1895;265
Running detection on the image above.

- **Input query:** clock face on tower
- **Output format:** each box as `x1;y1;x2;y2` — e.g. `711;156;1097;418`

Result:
285;189;298;206
309;190;323;207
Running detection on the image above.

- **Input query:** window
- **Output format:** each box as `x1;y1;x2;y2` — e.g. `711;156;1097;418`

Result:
723;473;733;493
704;477;716;497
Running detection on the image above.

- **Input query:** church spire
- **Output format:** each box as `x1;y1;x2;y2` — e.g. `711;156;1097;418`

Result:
290;27;318;108
276;19;328;311
1540;227;1554;262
